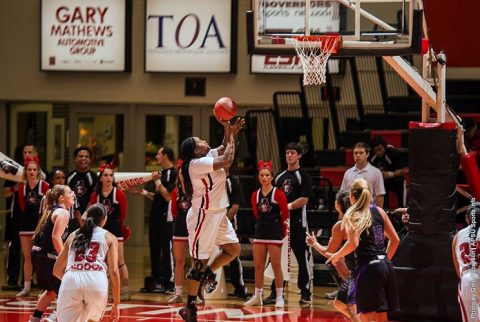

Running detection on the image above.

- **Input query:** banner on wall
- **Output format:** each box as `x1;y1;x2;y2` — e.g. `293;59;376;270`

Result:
251;55;339;74
41;0;130;71
145;0;235;73
251;0;340;74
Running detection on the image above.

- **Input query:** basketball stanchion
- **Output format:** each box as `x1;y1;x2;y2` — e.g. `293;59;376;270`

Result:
293;34;342;86
204;245;228;300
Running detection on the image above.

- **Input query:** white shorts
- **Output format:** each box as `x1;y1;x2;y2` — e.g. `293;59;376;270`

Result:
458;270;480;322
187;208;238;260
57;270;109;322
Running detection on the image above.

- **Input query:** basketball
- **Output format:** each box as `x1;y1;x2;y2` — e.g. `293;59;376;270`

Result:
214;97;237;121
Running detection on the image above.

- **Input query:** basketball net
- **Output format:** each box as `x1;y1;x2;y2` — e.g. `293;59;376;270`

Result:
293;35;341;86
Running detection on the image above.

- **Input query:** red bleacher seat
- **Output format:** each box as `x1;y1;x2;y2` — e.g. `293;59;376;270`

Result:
370;130;402;147
320;167;348;188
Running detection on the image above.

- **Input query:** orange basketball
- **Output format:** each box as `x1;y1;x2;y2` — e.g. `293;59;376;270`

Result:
214;97;237;121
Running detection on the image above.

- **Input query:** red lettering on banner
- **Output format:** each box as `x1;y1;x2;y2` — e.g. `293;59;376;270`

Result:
56;6;109;24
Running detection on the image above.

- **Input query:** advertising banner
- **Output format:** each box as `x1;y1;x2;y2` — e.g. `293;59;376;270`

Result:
145;0;234;72
41;0;129;71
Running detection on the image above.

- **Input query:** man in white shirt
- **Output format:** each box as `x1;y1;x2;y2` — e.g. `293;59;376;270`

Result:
340;142;385;208
178;116;245;322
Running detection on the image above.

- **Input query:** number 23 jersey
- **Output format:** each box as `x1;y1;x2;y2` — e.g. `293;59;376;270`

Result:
66;227;109;273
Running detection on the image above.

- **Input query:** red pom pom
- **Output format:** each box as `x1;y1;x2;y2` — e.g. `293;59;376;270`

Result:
120;225;132;241
213;97;237;121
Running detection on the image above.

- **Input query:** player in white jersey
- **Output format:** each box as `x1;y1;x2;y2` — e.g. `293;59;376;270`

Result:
53;203;120;322
178;116;245;322
453;202;480;322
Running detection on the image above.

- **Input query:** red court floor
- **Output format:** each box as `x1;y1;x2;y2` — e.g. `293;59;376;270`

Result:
0;297;349;321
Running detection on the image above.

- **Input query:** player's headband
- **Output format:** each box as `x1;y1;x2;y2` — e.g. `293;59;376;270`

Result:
258;160;273;172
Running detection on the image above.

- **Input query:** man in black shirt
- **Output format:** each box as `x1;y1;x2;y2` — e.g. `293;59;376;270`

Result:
146;147;177;293
226;172;247;298
66;146;98;233
370;136;407;208
265;142;313;305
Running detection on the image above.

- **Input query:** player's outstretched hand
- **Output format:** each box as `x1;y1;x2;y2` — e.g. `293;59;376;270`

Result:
305;231;317;247
230;117;246;136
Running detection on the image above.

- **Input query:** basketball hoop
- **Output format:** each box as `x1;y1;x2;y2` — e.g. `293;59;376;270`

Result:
293;34;342;86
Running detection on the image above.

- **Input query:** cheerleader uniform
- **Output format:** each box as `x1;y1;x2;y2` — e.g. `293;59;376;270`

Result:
56;227;110;322
353;205;399;314
90;188;127;241
170;187;191;242
251;187;289;245
14;180;50;236
31;206;69;293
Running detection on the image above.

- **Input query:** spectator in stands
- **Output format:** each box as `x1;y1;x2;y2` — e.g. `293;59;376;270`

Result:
340;142;385;208
462;118;480;153
369;136;408;208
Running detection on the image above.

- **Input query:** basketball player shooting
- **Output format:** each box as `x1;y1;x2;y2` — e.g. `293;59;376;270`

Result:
178;105;245;322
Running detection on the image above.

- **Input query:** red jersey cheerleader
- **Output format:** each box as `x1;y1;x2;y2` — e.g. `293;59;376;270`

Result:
244;160;289;308
14;156;50;297
90;164;129;300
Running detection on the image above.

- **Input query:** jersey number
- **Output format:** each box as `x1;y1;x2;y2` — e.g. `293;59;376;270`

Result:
74;242;100;263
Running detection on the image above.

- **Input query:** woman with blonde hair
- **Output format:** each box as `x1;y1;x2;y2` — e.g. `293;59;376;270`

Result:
29;185;75;322
13;156;50;297
327;178;400;322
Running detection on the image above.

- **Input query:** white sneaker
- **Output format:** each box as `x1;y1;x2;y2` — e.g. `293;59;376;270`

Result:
243;294;263;306
168;295;183;304
16;289;30;297
42;311;57;322
275;297;285;308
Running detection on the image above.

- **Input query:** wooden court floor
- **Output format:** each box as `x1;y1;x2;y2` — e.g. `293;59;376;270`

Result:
0;245;350;321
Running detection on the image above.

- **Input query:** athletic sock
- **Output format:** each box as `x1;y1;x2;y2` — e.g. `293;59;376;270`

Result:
175;285;183;297
121;286;129;293
276;288;284;300
24;281;31;291
255;287;263;297
33;309;43;318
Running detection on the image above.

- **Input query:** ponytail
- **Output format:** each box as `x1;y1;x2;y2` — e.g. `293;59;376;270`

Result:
33;185;67;239
179;137;197;196
342;178;372;235
72;203;107;254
